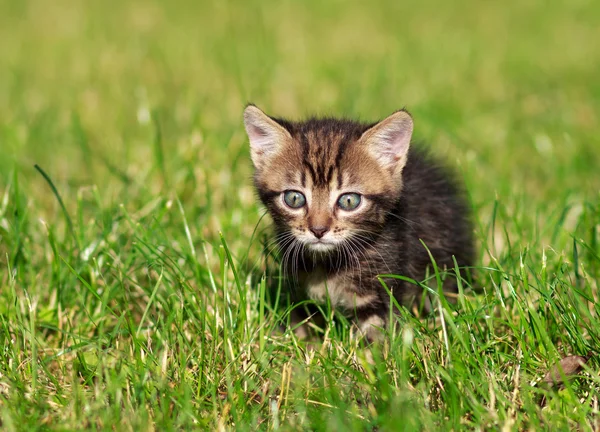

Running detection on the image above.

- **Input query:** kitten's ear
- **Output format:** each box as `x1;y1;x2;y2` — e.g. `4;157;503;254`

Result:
360;110;413;174
244;105;291;169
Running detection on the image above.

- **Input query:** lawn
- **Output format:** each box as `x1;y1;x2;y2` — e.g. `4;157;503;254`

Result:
1;0;599;430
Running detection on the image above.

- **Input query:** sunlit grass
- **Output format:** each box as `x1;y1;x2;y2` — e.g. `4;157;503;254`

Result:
1;0;599;430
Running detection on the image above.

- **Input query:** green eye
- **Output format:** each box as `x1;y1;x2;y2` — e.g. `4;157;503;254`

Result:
283;190;306;209
337;193;361;211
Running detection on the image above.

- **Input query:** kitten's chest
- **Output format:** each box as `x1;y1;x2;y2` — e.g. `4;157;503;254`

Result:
301;268;373;310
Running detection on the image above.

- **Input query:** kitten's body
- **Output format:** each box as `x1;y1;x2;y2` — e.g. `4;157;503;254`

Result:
244;106;474;341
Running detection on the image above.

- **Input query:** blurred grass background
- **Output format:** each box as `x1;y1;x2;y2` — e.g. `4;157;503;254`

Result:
1;0;599;430
2;0;599;203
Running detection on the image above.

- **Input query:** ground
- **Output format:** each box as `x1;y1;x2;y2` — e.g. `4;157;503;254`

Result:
0;0;599;430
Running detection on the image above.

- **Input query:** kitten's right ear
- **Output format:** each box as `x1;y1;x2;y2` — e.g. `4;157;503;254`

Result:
359;109;413;177
243;105;291;169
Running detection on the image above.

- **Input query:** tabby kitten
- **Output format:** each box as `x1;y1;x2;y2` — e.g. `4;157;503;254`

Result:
244;105;474;341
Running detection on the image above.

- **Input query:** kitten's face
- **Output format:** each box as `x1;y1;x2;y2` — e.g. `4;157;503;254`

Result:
244;106;413;254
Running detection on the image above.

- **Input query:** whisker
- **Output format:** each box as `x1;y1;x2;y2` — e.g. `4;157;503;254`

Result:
384;211;420;229
343;240;363;289
349;232;393;276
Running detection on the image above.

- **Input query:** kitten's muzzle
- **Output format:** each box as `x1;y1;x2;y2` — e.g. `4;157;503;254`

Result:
309;226;329;239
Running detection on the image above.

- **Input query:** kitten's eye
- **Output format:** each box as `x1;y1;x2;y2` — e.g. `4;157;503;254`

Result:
337;193;361;211
283;190;306;209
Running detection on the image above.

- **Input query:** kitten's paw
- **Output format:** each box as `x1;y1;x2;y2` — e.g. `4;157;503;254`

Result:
357;314;386;344
292;322;310;340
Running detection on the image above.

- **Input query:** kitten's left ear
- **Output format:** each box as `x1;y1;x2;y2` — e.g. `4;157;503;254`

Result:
243;105;291;169
360;110;413;175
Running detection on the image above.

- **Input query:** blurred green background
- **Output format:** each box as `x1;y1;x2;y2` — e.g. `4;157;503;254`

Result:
2;0;599;223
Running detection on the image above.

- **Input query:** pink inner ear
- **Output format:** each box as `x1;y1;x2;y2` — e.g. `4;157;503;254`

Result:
362;111;413;169
374;124;411;165
249;124;268;140
247;123;275;153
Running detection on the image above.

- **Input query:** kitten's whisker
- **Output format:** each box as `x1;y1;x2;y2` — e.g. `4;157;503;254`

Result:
262;232;294;252
342;240;366;292
262;239;292;259
350;233;393;276
384;211;420;229
345;237;374;289
269;235;295;260
245;231;296;277
348;234;386;278
291;241;303;285
342;240;362;289
280;238;298;285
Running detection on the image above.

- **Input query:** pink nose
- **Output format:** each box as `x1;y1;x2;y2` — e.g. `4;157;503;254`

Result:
310;226;329;239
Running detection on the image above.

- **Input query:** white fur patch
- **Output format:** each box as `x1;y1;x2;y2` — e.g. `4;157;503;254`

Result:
359;315;385;341
304;269;376;309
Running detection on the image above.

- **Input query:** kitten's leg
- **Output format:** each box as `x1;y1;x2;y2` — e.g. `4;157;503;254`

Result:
290;307;310;340
354;303;388;344
290;304;325;340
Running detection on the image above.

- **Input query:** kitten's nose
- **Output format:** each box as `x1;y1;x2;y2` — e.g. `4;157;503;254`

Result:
310;226;329;239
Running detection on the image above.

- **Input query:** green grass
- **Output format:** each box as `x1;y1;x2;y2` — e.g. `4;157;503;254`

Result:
1;0;600;430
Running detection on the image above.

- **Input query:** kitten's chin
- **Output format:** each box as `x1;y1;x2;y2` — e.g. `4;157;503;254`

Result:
306;241;337;253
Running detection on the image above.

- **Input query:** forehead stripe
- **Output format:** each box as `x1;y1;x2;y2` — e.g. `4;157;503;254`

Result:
334;142;346;189
325;165;334;185
303;159;318;184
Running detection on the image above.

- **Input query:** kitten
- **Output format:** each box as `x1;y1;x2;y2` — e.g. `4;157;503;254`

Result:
244;105;474;342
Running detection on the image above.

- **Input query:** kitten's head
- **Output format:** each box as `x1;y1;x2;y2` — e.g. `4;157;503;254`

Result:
244;105;413;254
